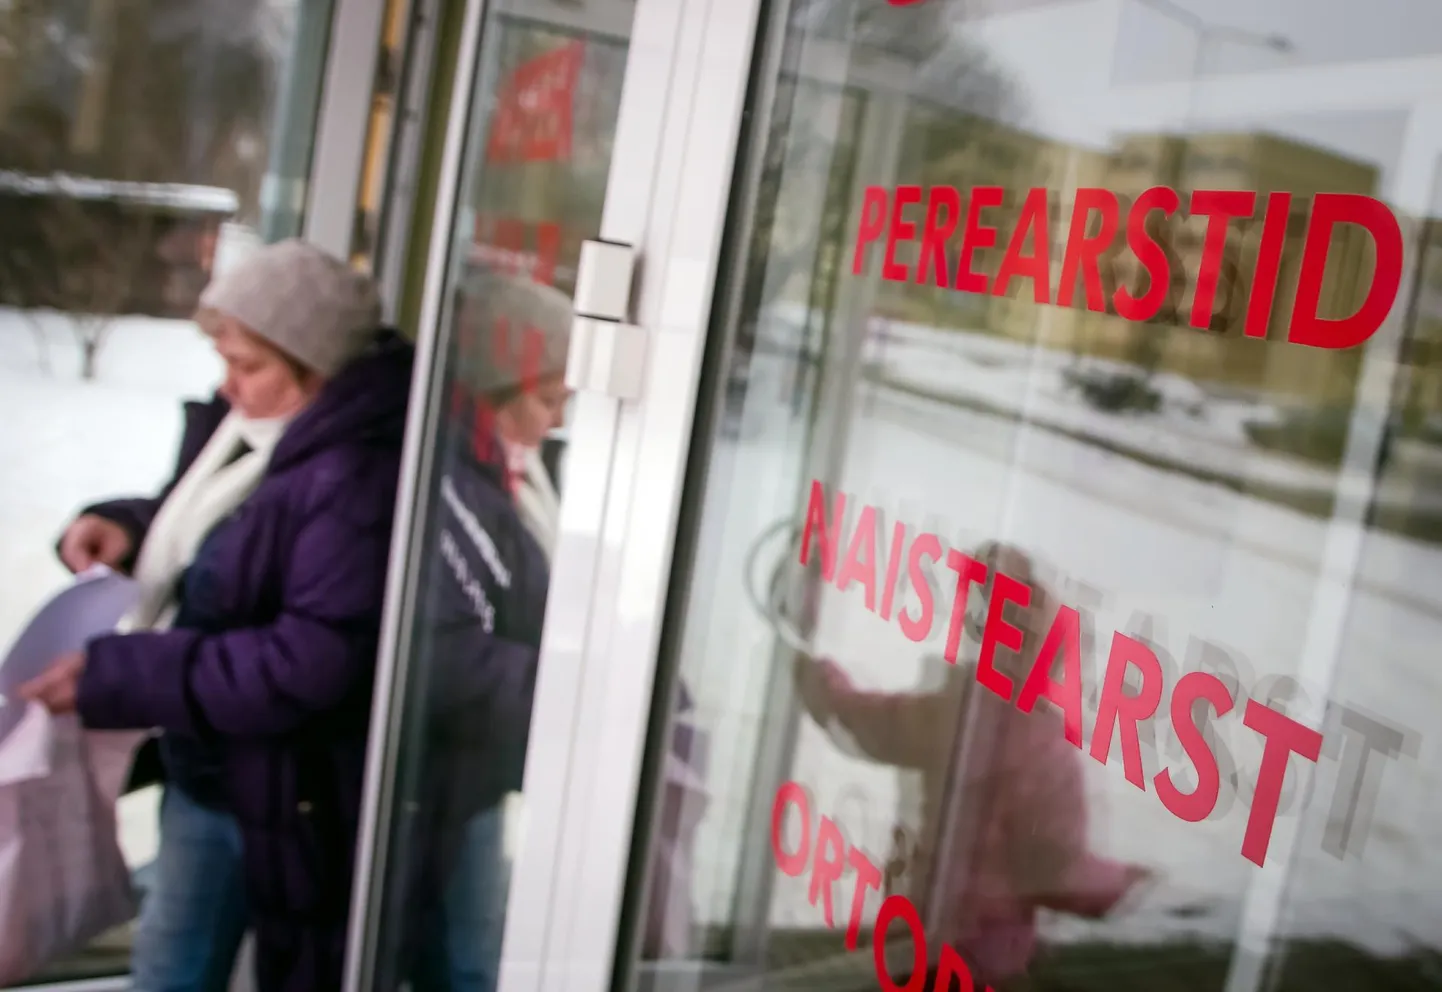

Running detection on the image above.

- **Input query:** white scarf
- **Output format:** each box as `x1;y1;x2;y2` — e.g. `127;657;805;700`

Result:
509;446;560;560
123;412;288;633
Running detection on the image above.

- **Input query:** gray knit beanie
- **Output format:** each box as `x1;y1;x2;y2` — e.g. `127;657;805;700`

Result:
458;266;574;398
198;238;381;377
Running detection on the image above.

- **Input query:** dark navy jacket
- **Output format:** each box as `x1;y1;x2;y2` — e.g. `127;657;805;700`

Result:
421;408;549;817
160;521;243;806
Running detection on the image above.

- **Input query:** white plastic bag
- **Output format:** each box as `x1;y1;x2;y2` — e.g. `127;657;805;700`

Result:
0;703;139;985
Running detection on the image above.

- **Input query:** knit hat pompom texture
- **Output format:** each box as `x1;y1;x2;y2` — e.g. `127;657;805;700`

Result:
199;238;381;377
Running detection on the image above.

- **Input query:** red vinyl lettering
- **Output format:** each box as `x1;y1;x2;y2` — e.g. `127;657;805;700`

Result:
1113;185;1181;322
1189;190;1257;330
771;781;811;876
873;895;928;992
534;221;562;286
794;489;1416;873
1154;672;1236;822
809;816;847;927
884;185;922;282
1089;633;1164;789
1240;700;1324;865
836;505;880;612
943;549;990;664
917;186;962;288
799;481;846;582
1058;188;1120;312
1016;604;1086;747
471;397;498;464
1288;193;1404;350
491;314;513;378
879;520;907;622
935;944;978;992
854;186;890;275
976;570;1031;702
955;185;1005;294
1244;192;1291;339
845;846;883;951
494;218;525;274
993;186;1052;303
519;324;545;394
898;533;943;642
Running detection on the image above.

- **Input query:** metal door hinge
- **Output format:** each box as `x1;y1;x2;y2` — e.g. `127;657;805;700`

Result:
566;239;648;401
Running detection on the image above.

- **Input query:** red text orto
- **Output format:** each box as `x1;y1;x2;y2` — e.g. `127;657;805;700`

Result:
772;782;994;992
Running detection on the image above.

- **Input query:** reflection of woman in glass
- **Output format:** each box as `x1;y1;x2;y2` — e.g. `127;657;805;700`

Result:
439;267;710;968
794;542;1149;987
411;268;571;992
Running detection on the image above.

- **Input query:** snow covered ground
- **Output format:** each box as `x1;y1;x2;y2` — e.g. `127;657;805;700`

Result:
767;302;1351;503
0;307;222;869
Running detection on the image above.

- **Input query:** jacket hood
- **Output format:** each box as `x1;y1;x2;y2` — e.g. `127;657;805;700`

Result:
272;329;414;471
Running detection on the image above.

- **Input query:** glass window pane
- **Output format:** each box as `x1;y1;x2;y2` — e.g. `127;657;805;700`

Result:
351;0;412;273
360;3;634;989
0;0;333;983
626;2;1442;991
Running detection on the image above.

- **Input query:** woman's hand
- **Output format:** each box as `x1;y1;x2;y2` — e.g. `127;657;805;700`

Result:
793;655;851;724
59;514;132;573
17;651;87;715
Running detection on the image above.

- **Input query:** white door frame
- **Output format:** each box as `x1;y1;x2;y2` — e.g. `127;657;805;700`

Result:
498;1;766;990
343;0;766;990
302;0;395;257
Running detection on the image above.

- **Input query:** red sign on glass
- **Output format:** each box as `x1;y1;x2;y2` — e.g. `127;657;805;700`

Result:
486;40;584;164
852;184;1406;351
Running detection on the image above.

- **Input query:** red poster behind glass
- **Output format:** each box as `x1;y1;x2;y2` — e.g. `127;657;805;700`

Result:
486;40;585;164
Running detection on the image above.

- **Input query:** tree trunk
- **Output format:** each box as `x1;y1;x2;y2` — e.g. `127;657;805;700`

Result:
81;337;100;380
21;313;53;376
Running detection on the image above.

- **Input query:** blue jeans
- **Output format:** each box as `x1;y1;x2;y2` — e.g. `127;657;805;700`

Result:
131;787;248;992
414;803;512;992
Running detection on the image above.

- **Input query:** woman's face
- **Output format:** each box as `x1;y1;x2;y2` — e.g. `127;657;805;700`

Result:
203;312;321;420
494;374;571;448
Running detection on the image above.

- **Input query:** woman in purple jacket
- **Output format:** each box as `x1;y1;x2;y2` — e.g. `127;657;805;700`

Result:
22;239;413;992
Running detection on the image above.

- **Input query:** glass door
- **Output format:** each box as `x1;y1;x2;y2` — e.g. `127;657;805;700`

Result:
0;1;371;987
616;1;1442;992
343;1;718;990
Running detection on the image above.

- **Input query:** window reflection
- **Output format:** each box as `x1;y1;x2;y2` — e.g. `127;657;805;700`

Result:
361;8;636;991
626;1;1442;990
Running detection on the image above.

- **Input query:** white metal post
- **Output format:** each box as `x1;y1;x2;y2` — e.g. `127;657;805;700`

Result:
303;0;391;257
497;1;766;990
